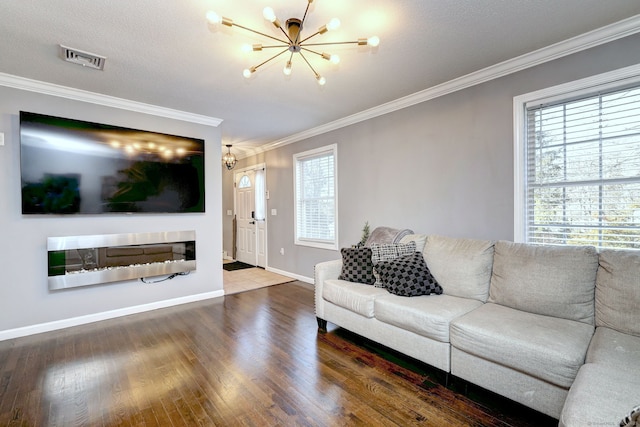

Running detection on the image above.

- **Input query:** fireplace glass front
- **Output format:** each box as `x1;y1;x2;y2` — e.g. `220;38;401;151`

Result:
47;230;196;290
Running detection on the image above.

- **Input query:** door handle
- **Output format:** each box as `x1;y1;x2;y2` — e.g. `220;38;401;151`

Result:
249;221;255;225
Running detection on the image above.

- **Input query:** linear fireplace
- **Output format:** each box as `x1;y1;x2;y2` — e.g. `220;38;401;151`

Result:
47;230;196;290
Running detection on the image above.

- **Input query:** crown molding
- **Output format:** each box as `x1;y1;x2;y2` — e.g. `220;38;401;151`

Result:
247;13;640;157
0;72;223;127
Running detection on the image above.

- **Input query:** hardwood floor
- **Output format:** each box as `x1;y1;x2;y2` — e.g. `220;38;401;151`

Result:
0;283;556;426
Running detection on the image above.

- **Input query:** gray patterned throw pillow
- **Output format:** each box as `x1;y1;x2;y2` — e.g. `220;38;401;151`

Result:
376;252;443;297
338;247;375;285
370;241;417;287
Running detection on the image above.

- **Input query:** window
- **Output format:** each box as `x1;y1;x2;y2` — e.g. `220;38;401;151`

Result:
238;175;251;188
515;66;640;249
254;169;265;221
294;144;338;250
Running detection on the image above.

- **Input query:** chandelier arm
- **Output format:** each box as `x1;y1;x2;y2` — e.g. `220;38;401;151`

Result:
260;44;291;49
297;2;312;44
232;23;289;45
251;48;290;72
298;51;320;77
300;47;324;57
299;31;322;44
302;41;361;47
275;26;295;44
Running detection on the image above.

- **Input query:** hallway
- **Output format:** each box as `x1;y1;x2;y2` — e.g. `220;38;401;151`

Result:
223;263;295;295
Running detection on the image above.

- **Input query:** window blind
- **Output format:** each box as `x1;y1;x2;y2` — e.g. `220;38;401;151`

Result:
294;148;336;246
525;85;640;249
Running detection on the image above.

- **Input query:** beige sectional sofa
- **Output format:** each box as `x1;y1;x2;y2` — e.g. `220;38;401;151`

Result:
314;234;640;425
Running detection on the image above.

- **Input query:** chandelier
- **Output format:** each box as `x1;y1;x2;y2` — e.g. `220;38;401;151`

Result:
222;145;238;170
206;0;380;85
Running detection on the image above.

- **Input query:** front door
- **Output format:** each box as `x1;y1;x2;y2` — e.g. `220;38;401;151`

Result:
235;171;256;265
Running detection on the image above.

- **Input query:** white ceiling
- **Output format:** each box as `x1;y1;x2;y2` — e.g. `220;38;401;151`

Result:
2;1;640;158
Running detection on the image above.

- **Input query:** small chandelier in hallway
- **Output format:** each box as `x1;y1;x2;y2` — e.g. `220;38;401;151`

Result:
223;145;237;170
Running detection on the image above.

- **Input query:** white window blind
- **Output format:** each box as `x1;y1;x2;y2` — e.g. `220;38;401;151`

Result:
294;145;337;250
525;84;640;249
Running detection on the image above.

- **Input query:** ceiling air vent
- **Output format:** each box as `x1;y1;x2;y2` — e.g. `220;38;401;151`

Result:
59;45;106;70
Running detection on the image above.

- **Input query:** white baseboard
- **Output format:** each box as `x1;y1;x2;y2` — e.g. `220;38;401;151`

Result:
266;266;314;285
0;290;225;341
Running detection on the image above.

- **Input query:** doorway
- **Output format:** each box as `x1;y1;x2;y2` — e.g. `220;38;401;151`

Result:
234;164;266;267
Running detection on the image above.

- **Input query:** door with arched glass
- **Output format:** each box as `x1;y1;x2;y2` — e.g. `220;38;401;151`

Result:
234;166;266;267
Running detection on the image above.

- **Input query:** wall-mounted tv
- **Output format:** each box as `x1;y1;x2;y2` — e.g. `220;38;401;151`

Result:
20;111;205;214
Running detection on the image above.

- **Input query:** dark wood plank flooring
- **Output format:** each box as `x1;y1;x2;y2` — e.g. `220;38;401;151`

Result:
0;282;556;426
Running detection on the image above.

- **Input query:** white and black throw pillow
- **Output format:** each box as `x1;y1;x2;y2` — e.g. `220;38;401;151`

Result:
620;405;640;427
338;247;375;285
370;241;416;287
376;252;443;297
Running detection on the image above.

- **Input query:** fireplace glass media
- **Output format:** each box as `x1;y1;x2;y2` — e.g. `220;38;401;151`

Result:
47;230;196;290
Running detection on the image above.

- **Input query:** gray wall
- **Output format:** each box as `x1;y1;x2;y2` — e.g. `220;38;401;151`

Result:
0;86;223;333
226;33;640;280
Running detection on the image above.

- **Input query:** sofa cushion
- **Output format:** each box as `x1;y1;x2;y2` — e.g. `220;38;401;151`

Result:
370;241;416;287
488;241;598;324
376;252;443;297
338;247;375;285
375;294;482;343
450;303;594;388
596;249;640;337
399;234;428;253
560;363;640;427
586;327;640;373
422;235;494;302
322;279;389;318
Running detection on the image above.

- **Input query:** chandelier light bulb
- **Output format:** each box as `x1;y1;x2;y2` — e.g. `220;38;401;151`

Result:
316;75;326;86
263;7;277;23
283;61;292;76
368;36;380;47
326;18;341;31
322;52;340;64
206;11;222;25
243;68;253;78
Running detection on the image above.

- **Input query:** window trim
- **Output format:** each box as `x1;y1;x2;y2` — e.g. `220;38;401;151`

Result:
293;144;339;251
513;63;640;244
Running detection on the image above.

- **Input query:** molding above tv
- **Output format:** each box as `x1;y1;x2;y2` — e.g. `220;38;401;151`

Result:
0;73;222;127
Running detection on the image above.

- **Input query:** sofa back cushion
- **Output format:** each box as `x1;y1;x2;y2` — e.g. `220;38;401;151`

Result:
488;241;598;324
423;235;494;302
596;249;640;337
399;234;428;253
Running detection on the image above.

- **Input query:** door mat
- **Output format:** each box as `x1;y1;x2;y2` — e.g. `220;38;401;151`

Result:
223;261;255;271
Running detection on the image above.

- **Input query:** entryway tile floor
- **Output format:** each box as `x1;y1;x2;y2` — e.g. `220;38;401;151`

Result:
223;262;296;295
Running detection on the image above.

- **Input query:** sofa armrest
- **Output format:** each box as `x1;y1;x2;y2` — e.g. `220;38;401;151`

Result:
314;259;343;320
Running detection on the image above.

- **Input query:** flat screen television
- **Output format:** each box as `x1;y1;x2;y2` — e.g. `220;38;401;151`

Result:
20;111;205;214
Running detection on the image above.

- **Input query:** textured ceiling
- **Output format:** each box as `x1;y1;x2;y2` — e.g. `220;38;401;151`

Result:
2;1;640;157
